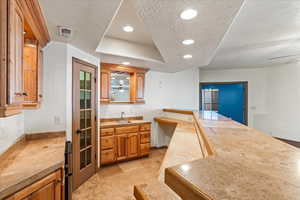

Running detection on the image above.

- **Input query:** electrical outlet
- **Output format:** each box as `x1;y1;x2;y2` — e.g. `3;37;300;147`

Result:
54;116;61;125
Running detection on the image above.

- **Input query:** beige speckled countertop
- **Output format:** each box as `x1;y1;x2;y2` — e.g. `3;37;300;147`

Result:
165;111;300;200
0;135;65;199
100;120;151;128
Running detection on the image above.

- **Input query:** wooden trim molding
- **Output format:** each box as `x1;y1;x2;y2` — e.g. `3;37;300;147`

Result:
162;109;194;115
25;131;66;140
101;62;149;73
18;0;50;47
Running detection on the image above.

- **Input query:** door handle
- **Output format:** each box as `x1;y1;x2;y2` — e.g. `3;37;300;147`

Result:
76;129;82;134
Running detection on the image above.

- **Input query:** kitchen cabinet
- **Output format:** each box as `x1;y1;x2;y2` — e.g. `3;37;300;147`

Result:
7;0;25;109
115;134;128;161
0;0;49;117
5;168;63;200
100;63;148;104
135;73;145;103
23;38;44;109
100;122;151;165
127;133;139;158
100;71;110;103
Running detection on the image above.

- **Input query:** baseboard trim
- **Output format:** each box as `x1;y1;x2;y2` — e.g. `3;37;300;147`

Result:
25;131;66;140
275;137;300;149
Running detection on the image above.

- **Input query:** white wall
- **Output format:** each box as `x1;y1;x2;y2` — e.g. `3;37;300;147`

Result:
24;42;67;134
199;68;268;128
0;113;24;154
255;63;300;141
100;67;199;147
24;42;100;142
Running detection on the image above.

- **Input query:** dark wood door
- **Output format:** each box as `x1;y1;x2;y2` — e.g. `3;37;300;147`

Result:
72;58;97;190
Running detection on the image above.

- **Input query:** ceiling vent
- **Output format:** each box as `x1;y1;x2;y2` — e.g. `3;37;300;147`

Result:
58;26;72;38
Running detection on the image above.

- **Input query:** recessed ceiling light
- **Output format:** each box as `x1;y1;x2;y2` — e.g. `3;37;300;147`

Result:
180;9;198;20
122;62;130;65
123;25;134;32
183;54;193;59
182;39;195;45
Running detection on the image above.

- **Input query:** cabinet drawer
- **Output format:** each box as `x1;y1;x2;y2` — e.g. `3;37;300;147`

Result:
140;143;150;156
140;123;151;131
101;149;115;164
140;132;150;144
100;128;114;136
101;136;114;150
115;125;139;134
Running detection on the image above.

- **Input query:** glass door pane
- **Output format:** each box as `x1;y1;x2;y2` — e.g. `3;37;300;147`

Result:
79;70;93;170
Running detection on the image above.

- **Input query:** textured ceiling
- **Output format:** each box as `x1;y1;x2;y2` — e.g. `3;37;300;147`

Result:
204;0;300;70
132;0;244;71
39;0;122;56
39;0;300;72
105;0;155;47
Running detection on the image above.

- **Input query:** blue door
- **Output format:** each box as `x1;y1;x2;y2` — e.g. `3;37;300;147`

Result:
201;83;246;124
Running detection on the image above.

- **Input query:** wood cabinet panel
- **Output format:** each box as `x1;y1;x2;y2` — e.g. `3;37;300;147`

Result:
140;123;151;131
140;143;150;156
127;133;139;158
100;71;110;103
6;169;62;200
8;0;24;106
140;132;150;144
23;40;38;104
100;128;114;137
101;136;114;150
115;126;139;134
101;149;115;164
115;134;128;161
136;73;145;101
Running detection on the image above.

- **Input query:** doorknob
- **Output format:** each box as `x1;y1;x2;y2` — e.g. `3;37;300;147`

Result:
76;129;82;134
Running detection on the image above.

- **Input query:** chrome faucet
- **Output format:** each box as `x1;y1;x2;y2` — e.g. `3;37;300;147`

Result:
121;112;125;120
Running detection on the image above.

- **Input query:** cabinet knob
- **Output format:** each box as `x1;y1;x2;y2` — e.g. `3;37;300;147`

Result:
39;94;43;98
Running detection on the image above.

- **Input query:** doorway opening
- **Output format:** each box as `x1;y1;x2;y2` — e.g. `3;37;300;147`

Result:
72;58;98;190
200;82;248;125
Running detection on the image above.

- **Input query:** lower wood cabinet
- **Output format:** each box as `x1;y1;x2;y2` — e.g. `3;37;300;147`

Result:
100;123;151;165
5;168;63;200
115;134;128;161
127;133;139;158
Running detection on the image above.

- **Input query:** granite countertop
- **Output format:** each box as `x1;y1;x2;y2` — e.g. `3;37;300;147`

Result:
100;120;151;128
154;117;203;181
165;111;300;200
0;135;65;199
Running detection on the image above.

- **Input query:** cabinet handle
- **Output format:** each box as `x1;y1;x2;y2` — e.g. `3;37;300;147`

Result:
15;92;22;96
22;92;28;96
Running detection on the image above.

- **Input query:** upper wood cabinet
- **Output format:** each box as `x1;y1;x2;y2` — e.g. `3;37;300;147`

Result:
0;0;49;116
100;63;148;104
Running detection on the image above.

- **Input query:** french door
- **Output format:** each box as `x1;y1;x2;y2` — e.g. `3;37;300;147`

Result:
72;58;97;190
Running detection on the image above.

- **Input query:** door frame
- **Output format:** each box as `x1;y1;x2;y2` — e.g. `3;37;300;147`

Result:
199;81;248;125
72;57;98;190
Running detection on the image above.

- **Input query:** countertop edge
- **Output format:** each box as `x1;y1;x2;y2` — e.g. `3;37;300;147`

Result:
0;161;64;199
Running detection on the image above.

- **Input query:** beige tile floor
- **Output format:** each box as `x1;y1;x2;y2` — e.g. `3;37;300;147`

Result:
73;148;167;200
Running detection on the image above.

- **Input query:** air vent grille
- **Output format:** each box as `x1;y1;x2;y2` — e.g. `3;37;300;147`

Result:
58;26;72;38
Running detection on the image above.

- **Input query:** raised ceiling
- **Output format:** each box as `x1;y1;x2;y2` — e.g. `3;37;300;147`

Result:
105;0;155;47
39;0;300;72
204;0;300;70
